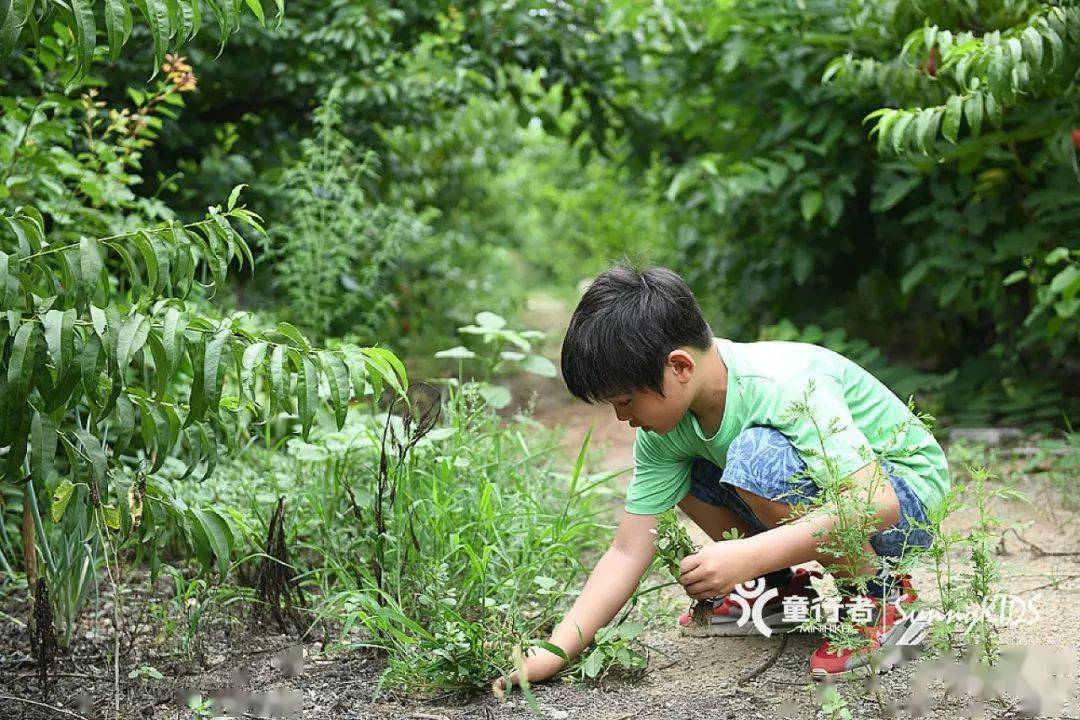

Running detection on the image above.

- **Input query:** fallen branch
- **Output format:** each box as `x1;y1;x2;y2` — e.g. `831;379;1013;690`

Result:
1006;529;1080;558
737;633;789;685
1014;574;1080;595
0;695;89;719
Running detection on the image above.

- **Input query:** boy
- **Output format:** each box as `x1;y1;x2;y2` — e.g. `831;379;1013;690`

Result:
494;265;949;690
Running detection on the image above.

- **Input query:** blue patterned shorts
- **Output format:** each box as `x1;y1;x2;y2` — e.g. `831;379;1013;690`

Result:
687;425;933;560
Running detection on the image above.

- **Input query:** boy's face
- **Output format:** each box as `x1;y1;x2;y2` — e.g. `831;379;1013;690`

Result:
603;349;696;435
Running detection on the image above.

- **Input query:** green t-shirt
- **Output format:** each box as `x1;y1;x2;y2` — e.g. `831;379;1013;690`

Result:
627;338;950;517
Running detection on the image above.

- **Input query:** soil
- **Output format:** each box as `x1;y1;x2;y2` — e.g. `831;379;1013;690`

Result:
2;291;1077;719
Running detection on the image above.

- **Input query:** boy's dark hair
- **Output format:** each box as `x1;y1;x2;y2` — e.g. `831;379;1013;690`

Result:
561;265;714;403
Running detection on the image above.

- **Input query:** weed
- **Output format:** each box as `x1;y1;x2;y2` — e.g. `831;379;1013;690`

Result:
255;496;306;634
651;510;697;580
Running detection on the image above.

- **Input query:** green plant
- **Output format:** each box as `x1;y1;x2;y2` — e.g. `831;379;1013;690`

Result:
263;84;424;341
184;692;216;720
435;310;556;409
189;373;619;694
128;664;164;680
852;5;1077;157
651;510;698;580
572;621;647;681
815;683;854;720
0;5;416;685
0;0;275;78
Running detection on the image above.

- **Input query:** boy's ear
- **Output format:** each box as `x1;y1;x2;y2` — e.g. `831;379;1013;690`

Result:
667;349;696;380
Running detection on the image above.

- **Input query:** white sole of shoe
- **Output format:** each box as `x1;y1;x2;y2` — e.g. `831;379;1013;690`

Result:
808;613;930;681
680;610;811;638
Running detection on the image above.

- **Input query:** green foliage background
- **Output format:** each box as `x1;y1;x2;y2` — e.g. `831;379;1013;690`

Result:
0;0;1077;696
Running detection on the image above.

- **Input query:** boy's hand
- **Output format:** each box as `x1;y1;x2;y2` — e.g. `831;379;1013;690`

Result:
490;646;566;699
678;538;762;600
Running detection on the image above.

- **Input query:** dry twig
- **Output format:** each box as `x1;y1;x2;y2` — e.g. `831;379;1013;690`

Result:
737;633;789;685
0;695;89;719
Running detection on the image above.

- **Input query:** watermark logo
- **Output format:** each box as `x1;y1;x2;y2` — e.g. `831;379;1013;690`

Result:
728;577;781;637
727;582;1042;642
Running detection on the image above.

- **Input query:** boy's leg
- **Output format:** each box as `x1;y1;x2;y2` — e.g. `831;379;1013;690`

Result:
720;425;930;589
714;425;933;677
681;455;793;588
677;453;820;637
677;493;754;541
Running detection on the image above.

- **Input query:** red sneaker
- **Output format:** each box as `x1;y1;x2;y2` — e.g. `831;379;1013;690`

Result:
679;567;824;637
808;574;928;680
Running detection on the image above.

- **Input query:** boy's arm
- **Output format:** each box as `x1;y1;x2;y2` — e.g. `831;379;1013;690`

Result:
679;461;900;599
494;511;658;690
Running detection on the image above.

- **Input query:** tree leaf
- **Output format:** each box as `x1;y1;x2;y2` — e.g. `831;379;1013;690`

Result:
162;306;186;379
799;190;822;221
132;231;160;292
0;0;31;58
101;505;122;530
320;351;350;430
73;427;108;488
185;340;206;425
116;313;150;376
198;421;218;482
1002;270;1027;286
43;308;75;379
274;321;312;352
872;111;898;153
1021;26;1043;69
1039;26;1063;66
520;354;558;378
70;0;97;75
7;320;38;402
146;231;172;294
150;403;173;472
241;340;268;398
140;0;172;74
187;0;201;41
114;392;136;454
890;112;915;155
964;93;983;138
190;508;233;581
106;240;143;298
243;0;265;26
203;328;231;418
915;107;941;151
296;353;318;441
187;508;212;572
80;236;103;300
31;410;57;485
941;95;962;143
988;45;1008;99
227;183;248;211
362;347;407;391
105;0;135;61
52;480;76;523
81;332;105;410
270;344;289;414
0;252;14;310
